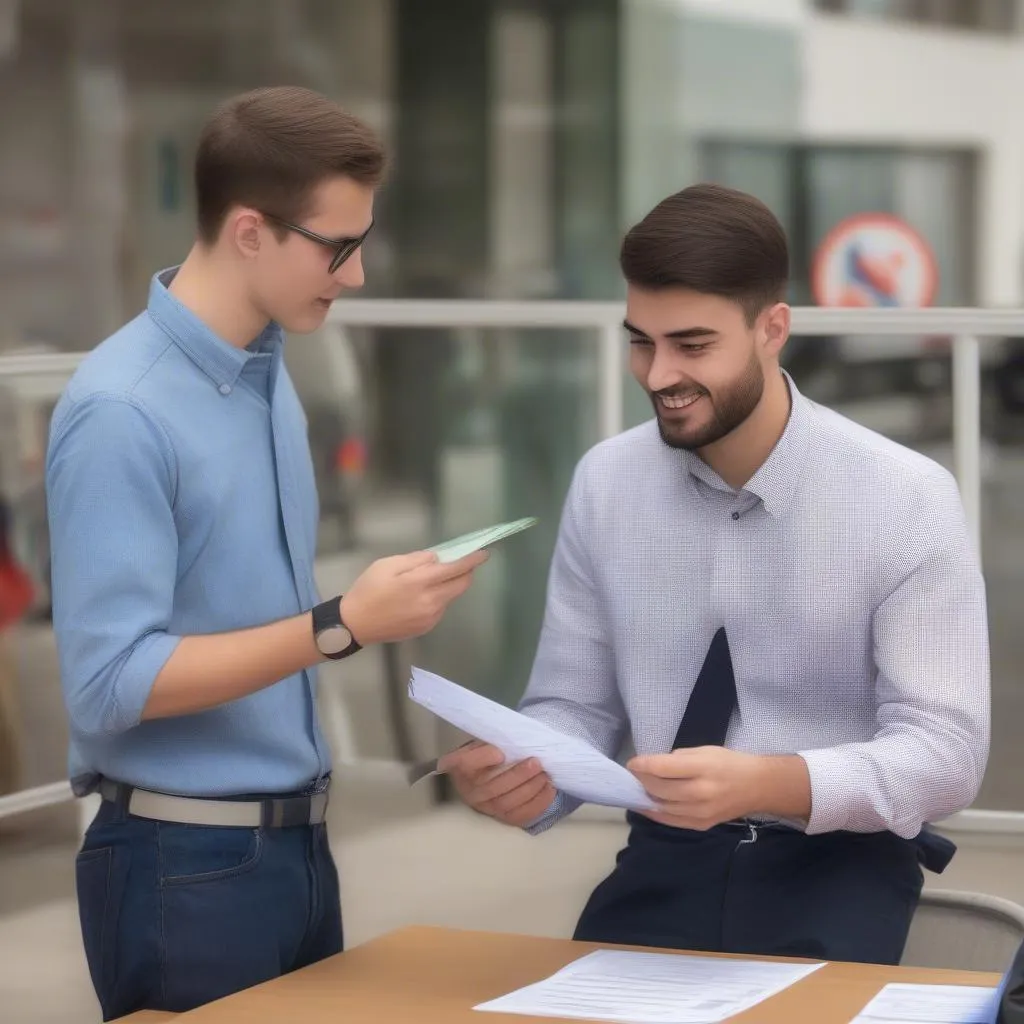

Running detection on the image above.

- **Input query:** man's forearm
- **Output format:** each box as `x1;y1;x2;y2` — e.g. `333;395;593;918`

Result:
138;549;485;722
142;611;322;720
751;754;813;822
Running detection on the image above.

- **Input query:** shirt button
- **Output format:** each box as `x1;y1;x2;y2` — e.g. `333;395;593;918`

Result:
731;511;740;521
218;383;231;395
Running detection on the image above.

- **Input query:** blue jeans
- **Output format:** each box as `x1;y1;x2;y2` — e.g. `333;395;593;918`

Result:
75;796;343;1020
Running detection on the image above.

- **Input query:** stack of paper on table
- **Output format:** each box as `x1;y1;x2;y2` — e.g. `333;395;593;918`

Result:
852;982;1000;1024
473;949;825;1023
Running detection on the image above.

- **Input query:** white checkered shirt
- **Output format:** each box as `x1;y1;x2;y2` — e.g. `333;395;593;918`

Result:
519;373;990;839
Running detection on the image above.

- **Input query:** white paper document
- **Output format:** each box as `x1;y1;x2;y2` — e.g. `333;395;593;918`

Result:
408;668;657;812
474;949;825;1024
853;983;999;1024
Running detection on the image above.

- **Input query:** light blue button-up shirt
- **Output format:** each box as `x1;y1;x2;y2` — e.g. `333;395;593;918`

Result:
46;269;330;798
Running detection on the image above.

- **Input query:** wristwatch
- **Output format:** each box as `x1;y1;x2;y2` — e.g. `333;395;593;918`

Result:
312;597;362;660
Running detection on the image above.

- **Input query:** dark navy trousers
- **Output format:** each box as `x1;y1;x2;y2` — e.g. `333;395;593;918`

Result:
75;796;343;1020
574;814;925;965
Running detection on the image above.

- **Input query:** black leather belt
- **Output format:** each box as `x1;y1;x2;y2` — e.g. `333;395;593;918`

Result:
626;812;957;873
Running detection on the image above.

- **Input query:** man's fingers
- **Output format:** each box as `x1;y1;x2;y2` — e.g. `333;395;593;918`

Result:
413;550;490;585
433;571;477;606
485;769;551;816
470;757;543;804
632;773;707;801
628;749;711;779
505;783;557;826
391;550;440;573
438;740;502;776
444;549;491;575
436;742;554;827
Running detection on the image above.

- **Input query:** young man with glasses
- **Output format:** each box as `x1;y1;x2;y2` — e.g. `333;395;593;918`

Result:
46;86;486;1020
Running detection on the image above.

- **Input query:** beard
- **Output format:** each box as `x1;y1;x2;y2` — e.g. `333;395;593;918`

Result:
652;352;765;451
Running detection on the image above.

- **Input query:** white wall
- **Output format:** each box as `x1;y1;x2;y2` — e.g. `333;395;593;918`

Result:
802;14;1024;306
674;0;804;26
621;0;803;226
624;2;1024;306
621;1;692;224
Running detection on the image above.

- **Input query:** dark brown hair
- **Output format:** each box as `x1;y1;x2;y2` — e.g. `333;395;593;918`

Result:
194;85;386;244
620;183;789;323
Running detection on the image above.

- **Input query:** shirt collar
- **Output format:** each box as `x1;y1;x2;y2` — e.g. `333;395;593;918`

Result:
680;370;812;519
147;268;283;391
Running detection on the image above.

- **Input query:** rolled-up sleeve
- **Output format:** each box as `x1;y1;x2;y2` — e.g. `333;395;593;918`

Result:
46;394;182;738
798;470;990;837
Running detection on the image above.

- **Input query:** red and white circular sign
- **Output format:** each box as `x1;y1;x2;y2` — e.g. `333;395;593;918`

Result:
811;213;938;308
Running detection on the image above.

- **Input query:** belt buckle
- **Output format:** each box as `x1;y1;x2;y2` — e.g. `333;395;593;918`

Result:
310;789;329;824
261;796;306;829
261;789;330;828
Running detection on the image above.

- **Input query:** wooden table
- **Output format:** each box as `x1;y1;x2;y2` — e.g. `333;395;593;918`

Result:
112;926;1002;1023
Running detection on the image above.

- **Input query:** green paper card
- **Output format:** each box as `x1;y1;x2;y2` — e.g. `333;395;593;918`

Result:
427;517;538;563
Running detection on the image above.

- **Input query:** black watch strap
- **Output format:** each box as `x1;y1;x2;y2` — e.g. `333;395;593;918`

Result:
312;597;361;660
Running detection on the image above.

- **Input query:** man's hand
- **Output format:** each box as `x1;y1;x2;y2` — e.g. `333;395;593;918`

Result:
438;741;557;827
340;549;488;646
628;747;811;831
143;548;485;723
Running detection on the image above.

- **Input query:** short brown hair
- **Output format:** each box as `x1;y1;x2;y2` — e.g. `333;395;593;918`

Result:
194;85;386;244
620;184;789;323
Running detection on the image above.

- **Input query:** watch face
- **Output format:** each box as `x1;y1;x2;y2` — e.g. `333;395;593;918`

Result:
318;624;353;656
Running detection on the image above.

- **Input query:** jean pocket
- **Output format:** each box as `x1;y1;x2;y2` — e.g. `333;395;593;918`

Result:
75;845;123;1006
158;825;264;888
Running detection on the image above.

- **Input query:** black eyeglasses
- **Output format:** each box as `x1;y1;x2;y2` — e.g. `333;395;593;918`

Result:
264;214;374;273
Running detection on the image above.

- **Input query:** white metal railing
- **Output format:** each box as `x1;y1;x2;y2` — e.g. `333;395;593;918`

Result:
0;301;1020;835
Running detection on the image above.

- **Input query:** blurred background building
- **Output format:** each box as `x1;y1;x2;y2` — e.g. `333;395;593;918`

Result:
2;2;1024;1020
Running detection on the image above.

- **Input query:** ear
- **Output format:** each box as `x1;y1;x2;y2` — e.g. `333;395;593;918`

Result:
229;209;263;261
760;302;791;360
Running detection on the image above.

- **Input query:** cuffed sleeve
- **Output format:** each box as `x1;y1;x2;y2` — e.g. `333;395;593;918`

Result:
799;471;989;837
46;394;182;738
517;456;628;833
